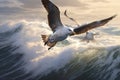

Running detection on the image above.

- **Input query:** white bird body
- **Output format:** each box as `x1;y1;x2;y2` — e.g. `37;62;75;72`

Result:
48;26;73;42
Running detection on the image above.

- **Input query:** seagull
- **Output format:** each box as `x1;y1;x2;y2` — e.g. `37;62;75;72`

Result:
41;0;116;50
81;32;99;43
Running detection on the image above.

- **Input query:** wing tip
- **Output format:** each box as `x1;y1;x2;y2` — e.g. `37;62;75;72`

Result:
112;14;117;18
64;9;67;16
41;0;49;6
108;14;117;20
102;14;117;23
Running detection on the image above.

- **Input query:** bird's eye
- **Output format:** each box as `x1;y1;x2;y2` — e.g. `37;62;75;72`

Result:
68;29;71;31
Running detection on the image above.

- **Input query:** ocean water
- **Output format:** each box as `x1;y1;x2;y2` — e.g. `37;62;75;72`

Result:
0;20;120;80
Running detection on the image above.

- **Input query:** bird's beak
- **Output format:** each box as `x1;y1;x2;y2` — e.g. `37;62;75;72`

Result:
70;31;76;36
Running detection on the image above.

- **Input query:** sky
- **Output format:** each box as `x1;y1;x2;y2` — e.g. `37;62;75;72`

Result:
0;0;119;25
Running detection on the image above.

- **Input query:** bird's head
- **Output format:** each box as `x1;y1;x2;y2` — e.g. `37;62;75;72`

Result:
64;26;74;35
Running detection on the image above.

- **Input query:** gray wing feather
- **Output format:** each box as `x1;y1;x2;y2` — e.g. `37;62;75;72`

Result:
73;15;116;35
41;0;63;32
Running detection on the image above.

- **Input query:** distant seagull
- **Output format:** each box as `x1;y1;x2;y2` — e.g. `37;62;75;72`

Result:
41;0;116;50
82;32;99;43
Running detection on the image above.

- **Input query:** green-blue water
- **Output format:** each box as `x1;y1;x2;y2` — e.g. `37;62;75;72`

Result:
0;21;120;80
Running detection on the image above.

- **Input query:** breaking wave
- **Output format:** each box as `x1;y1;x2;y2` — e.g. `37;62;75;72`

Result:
0;20;120;80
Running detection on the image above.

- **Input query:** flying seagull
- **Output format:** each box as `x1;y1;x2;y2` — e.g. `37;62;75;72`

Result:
41;0;116;50
81;32;99;43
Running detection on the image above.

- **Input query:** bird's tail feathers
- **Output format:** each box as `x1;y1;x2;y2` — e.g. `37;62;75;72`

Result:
41;34;49;45
41;35;57;50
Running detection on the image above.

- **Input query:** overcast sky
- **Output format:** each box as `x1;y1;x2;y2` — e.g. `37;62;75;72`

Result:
0;0;119;24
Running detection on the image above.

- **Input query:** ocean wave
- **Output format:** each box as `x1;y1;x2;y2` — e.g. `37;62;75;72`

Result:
0;20;120;80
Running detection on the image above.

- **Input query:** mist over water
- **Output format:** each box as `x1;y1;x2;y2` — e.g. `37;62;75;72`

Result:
0;20;120;80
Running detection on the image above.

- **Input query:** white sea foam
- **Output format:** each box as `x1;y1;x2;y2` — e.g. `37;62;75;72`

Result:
0;20;120;77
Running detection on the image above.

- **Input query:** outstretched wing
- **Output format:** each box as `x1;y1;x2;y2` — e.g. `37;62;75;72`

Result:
72;15;116;35
41;0;63;32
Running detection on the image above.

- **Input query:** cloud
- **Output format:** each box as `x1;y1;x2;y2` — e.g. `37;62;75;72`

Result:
0;0;118;23
19;0;41;8
0;0;23;8
19;0;88;9
0;0;24;15
79;0;108;3
0;0;88;20
91;0;108;3
0;7;23;15
52;0;87;7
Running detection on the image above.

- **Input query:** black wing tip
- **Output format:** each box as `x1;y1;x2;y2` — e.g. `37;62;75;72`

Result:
112;14;117;18
41;0;49;5
102;14;117;23
64;9;67;16
110;14;117;19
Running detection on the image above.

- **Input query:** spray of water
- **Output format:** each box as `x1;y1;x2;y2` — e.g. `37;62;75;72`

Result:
0;20;120;78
